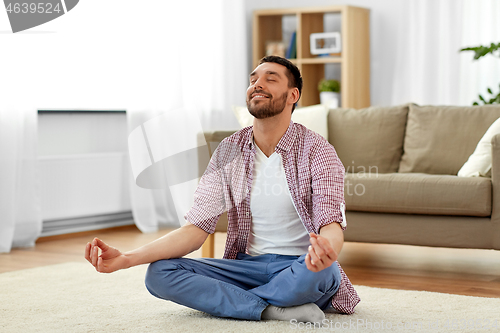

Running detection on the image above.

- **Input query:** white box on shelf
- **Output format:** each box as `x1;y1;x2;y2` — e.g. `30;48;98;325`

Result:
310;32;342;55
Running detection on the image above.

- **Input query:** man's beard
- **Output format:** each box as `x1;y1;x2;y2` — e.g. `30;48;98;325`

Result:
247;91;288;119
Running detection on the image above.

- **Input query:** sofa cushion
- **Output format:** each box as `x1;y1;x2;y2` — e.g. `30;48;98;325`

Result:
344;173;491;216
328;105;409;173
399;104;500;175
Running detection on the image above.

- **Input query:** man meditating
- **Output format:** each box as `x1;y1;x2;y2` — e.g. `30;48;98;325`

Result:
85;56;360;322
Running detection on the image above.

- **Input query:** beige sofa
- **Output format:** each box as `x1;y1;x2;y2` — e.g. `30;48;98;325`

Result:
201;103;500;257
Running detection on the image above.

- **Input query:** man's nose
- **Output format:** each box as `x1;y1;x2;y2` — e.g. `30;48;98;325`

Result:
253;78;265;90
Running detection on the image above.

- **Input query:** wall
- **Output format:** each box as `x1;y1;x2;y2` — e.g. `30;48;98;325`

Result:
244;0;407;107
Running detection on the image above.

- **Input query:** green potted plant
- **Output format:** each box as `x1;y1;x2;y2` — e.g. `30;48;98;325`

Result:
460;42;500;105
318;79;341;108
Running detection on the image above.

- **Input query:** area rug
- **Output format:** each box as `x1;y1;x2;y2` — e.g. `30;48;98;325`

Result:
1;262;499;333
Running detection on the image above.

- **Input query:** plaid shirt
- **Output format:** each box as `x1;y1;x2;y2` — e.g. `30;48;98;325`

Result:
186;121;360;314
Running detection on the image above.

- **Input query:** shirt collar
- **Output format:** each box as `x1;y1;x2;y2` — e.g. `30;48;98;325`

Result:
275;120;296;153
247;120;296;153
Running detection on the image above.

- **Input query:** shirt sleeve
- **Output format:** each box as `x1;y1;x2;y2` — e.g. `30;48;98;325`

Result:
310;139;346;232
184;143;226;234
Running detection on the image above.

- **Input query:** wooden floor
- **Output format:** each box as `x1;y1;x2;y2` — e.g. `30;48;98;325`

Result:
2;225;500;299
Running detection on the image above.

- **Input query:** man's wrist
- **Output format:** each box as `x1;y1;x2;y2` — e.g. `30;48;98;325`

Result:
123;251;139;269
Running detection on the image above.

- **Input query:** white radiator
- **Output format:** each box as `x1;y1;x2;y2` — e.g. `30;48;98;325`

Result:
39;152;133;236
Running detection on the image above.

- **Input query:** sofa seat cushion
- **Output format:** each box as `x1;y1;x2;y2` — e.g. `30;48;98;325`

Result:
344;173;491;216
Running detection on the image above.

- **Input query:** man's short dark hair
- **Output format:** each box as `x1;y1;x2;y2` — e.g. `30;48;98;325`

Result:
259;56;303;111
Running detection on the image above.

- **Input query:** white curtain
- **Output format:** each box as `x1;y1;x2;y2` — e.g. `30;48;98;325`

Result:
391;0;500;106
391;0;463;105
0;108;42;253
126;0;247;231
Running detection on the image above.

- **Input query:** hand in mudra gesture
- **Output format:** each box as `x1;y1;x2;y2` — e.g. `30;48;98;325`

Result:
305;233;338;272
84;238;129;273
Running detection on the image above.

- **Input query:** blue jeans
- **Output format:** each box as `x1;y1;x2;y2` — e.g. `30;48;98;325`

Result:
145;252;341;320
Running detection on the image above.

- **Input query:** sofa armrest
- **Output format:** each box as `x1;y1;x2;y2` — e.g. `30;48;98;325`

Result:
204;130;238;155
204;130;238;144
199;131;236;257
491;133;500;248
491;133;500;207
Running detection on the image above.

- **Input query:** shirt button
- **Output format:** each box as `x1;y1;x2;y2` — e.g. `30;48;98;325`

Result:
246;212;249;217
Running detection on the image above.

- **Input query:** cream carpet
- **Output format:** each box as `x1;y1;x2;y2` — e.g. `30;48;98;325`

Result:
1;262;499;333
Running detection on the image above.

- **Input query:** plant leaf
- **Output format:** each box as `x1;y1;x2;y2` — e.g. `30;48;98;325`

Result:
460;42;500;60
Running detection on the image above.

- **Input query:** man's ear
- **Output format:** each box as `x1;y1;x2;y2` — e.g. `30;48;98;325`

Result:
288;88;300;105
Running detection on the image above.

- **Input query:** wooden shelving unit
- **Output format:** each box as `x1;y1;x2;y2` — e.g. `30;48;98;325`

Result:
252;6;370;108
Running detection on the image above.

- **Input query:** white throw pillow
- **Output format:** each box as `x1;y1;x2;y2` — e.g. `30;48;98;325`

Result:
458;116;500;177
232;105;253;128
231;104;329;140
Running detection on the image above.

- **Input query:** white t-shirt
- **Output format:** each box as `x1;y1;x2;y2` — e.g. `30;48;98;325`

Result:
248;144;310;256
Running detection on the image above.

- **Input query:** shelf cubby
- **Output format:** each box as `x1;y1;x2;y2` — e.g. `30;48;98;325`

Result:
253;5;370;108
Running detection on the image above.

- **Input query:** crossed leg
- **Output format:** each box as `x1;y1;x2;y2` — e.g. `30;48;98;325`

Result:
145;253;341;321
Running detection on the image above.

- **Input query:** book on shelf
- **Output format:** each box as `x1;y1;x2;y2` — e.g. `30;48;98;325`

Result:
285;31;297;59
